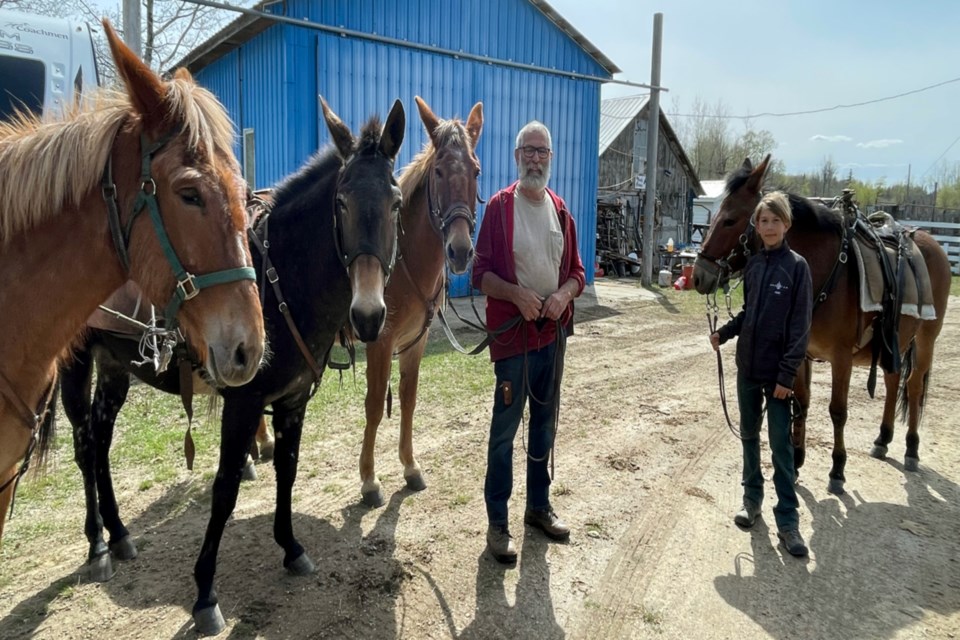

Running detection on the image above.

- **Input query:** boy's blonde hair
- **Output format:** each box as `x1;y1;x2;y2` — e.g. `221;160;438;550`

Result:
753;191;792;226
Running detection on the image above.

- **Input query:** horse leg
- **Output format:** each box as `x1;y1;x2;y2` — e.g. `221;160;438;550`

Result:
903;337;936;472
826;360;853;495
792;358;812;473
398;337;428;492
360;340;392;507
90;365;136;562
271;402;314;574
870;371;900;460
192;394;263;636
255;415;274;462
0;464;16;542
61;350;112;580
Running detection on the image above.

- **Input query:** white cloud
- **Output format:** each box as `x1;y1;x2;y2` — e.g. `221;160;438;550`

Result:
810;134;853;143
856;139;904;149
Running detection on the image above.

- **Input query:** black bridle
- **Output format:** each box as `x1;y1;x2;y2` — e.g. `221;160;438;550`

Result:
332;150;400;281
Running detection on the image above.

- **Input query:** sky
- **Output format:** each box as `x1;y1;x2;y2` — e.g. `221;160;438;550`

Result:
549;0;960;186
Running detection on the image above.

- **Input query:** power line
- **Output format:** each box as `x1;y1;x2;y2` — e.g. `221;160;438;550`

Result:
666;76;960;120
920;132;960;180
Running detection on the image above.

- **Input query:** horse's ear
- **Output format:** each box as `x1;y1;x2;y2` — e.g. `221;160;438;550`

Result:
741;157;753;172
172;67;194;82
465;102;483;147
414;96;441;140
102;19;171;130
320;96;355;159
745;154;772;194
378;99;405;160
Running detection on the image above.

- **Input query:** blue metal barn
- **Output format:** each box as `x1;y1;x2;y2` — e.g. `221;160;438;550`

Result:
179;0;619;295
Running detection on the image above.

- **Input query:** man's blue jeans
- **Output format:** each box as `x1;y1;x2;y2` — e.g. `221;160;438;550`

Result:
485;342;559;527
737;371;799;531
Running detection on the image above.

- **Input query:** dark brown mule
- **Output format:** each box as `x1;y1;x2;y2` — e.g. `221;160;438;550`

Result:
359;96;483;506
693;155;951;494
0;21;264;541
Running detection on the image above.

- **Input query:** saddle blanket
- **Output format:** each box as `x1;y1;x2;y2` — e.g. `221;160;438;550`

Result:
850;231;936;321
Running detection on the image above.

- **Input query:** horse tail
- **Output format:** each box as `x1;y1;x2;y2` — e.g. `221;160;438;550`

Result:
896;340;916;424
33;378;60;474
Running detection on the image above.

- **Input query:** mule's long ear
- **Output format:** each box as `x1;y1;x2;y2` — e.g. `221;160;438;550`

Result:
745;154;772;194
378;99;405;160
465;102;483;148
320;96;355;160
414;96;440;141
741;157;753;172
102;19;170;130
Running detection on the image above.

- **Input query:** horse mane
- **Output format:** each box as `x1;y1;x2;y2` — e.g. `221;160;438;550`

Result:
0;78;236;243
397;119;471;195
723;164;843;235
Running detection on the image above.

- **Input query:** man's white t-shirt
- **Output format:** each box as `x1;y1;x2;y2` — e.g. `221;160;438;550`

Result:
513;189;563;298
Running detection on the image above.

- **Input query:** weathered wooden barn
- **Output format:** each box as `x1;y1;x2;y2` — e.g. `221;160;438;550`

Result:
596;94;703;275
177;0;620;294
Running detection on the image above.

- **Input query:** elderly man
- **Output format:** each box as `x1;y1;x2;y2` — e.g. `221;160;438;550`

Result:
472;120;585;564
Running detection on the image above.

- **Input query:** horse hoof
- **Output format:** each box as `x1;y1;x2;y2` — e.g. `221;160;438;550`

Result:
827;478;845;495
241;458;258;482
904;456;920;472
362;489;385;508
88;553;116;582
193;604;226;636
259;442;275;462
110;535;138;561
405;473;427;492
286;553;316;576
870;444;888;460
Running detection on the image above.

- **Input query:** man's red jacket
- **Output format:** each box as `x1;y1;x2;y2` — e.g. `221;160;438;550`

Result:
471;181;585;361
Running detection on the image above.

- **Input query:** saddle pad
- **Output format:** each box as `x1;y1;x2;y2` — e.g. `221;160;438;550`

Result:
851;236;936;321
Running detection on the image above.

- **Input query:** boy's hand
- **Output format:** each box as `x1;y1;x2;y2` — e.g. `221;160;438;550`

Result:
773;384;793;399
709;332;720;351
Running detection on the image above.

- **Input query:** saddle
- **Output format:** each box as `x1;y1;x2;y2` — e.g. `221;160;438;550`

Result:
846;207;936;388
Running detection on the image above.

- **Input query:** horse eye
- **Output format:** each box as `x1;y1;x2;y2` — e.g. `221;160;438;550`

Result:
392;199;401;212
435;168;444;179
722;218;736;227
180;189;203;208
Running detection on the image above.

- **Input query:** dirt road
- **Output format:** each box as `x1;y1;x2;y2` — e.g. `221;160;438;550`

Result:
1;279;958;639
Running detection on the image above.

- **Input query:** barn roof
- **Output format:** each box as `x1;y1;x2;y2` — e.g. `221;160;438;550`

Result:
174;0;620;76
599;94;704;195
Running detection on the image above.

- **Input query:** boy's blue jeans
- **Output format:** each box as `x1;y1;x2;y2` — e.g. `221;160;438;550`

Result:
485;342;558;527
737;371;800;531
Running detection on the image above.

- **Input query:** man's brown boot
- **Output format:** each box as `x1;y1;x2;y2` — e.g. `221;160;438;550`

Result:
486;525;517;564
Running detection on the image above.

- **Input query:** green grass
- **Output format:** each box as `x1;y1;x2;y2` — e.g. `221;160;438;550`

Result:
951;275;960;297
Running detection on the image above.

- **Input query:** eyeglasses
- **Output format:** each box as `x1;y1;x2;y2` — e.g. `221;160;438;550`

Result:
519;145;551;159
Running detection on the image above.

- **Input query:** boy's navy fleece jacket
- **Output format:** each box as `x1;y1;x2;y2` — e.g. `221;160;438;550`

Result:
717;240;813;389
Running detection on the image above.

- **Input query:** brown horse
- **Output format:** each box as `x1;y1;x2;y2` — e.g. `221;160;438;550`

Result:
0;21;265;540
693;155;951;494
359;96;483;506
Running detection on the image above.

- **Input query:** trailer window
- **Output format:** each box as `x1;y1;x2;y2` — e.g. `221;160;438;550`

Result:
0;56;44;120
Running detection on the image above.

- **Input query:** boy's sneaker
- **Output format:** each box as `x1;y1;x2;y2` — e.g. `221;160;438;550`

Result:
733;501;762;528
777;529;809;557
486;525;517;564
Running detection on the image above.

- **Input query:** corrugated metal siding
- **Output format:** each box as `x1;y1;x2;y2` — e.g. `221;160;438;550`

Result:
195;0;608;294
196;49;242;158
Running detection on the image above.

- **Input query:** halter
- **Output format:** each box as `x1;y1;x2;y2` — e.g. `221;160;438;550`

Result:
332;150;399;280
102;128;256;330
425;168;477;238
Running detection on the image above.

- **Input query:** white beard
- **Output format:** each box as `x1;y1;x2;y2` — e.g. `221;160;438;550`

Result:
518;160;550;191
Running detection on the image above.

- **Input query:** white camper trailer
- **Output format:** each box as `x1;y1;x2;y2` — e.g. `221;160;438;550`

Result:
0;9;99;120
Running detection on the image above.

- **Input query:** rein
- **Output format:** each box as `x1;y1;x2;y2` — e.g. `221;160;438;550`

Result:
1;377;56;515
101;128;256;331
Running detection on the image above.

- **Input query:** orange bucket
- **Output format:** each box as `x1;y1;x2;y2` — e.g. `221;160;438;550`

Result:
681;264;694;289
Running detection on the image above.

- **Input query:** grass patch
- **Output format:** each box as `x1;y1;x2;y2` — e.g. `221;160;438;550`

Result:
951;274;960;298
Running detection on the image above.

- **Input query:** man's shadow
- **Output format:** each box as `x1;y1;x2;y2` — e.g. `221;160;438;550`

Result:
458;532;564;639
714;464;960;640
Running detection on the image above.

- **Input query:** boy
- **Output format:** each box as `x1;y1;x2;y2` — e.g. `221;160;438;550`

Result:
709;191;813;557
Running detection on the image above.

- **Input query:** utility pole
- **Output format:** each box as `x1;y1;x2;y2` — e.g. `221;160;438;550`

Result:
904;163;911;204
641;13;662;287
123;0;142;58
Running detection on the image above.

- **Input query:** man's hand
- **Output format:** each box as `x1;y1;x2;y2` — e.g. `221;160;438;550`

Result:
512;285;543;321
540;289;572;321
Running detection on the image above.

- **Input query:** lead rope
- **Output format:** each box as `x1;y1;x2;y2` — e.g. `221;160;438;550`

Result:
518;319;567;480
